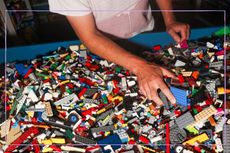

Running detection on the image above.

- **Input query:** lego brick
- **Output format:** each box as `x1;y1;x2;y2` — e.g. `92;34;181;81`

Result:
5;127;39;152
174;60;186;67
98;134;122;150
170;86;189;106
215;117;227;133
73;134;96;144
183;133;209;145
96;109;113;121
209;61;223;68
194;105;217;125
50;138;65;144
0;119;11;138
1;33;227;153
54;93;79;106
215;138;223;152
159;91;170;109
45;102;53;117
6;125;22;145
83;98;100;105
91;125;115;133
175;111;195;129
84;88;98;97
61;146;86;152
223;124;230;152
170;124;187;144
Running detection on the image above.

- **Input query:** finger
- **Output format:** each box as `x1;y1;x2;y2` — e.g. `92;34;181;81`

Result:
143;83;152;100
168;29;181;43
149;83;164;105
160;83;176;105
161;67;177;79
186;24;190;40
180;26;187;41
139;85;147;97
151;93;164;106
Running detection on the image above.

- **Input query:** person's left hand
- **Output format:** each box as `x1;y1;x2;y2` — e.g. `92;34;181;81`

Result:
166;21;190;43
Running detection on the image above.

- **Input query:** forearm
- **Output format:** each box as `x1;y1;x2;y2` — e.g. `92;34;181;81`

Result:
80;31;147;74
155;0;175;26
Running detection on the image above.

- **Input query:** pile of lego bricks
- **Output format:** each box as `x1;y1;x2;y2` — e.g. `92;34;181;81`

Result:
0;33;229;153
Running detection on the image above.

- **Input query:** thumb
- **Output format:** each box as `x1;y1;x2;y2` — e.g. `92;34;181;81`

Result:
167;29;181;43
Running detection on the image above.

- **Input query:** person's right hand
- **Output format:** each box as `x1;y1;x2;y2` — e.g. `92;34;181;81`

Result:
133;62;177;106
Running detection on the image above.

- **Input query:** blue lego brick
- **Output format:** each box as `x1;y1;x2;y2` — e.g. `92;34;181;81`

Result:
170;86;189;106
58;75;66;80
37;112;43;122
15;64;32;76
98;134;122;151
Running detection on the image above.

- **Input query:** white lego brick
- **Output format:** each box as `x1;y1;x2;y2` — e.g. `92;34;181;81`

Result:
215;138;223;152
174;60;186;67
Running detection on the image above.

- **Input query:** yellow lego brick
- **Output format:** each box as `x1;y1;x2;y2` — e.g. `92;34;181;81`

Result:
27;111;34;118
41;139;52;145
122;123;128;128
97;108;106;115
50;138;65;144
60;80;70;86
59;53;69;58
42;147;53;152
140;145;158;152
104;131;110;136
112;96;123;102
80;44;87;50
183;133;209;145
207;51;215;57
217;87;225;95
102;115;110;125
217;87;230;95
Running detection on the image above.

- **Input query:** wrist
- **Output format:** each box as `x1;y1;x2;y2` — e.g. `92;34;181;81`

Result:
126;57;148;75
164;14;176;27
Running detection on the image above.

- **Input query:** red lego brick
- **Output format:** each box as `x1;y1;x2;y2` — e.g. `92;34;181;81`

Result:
5;127;39;152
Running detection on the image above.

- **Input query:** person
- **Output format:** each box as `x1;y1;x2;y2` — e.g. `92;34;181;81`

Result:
48;0;190;106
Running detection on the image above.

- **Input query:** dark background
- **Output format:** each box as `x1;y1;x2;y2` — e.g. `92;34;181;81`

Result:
1;0;229;48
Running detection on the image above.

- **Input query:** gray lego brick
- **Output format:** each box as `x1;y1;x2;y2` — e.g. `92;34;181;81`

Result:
175;111;194;129
223;124;230;153
74;134;96;144
91;125;115;133
170;124;187;144
54;93;78;106
127;117;138;124
79;51;87;59
96;109;113;121
83;98;100;105
209;61;223;68
84;88;98;97
159;91;170;109
122;151;135;153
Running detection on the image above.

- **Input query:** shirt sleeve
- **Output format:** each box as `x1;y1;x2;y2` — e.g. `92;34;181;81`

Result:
48;0;92;16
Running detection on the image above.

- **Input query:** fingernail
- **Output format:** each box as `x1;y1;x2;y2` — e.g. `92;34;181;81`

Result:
172;103;177;107
172;99;176;106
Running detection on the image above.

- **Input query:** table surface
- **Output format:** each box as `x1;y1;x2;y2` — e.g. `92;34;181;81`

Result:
0;27;222;63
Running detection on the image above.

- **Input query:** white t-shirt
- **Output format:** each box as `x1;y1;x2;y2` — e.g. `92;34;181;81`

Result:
48;0;154;38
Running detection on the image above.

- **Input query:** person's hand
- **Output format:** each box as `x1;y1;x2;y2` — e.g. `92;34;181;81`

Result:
166;21;190;43
134;63;177;106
